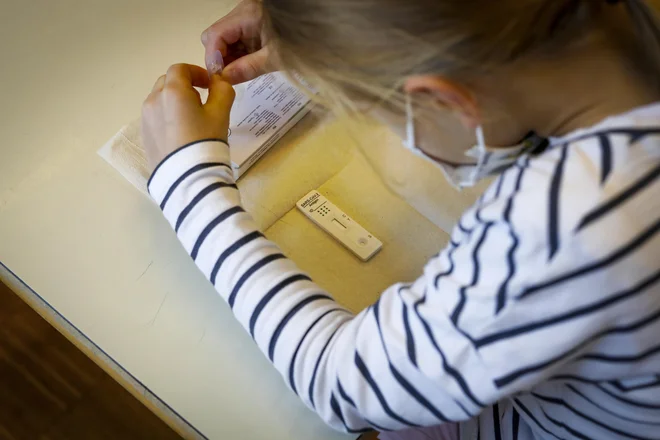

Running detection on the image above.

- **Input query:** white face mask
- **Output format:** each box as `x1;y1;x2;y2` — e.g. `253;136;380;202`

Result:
404;95;545;189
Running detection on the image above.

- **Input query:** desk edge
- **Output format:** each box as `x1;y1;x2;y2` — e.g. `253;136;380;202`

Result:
0;262;206;440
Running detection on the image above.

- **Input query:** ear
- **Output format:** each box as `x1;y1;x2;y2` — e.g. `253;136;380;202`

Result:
404;76;481;130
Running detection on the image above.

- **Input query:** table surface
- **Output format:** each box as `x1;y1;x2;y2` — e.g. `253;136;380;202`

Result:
0;1;354;438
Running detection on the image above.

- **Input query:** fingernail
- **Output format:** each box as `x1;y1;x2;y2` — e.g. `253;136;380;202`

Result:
206;50;225;76
201;31;208;45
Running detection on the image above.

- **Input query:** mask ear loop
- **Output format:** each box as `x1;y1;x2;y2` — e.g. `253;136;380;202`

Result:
469;125;488;184
475;125;486;150
405;94;416;151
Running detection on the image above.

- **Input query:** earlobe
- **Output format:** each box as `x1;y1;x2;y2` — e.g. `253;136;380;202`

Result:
403;75;481;130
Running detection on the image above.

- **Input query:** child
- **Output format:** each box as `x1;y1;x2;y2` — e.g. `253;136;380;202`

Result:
141;0;660;438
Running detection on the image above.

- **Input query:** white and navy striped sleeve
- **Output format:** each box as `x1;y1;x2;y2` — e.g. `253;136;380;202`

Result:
147;127;660;435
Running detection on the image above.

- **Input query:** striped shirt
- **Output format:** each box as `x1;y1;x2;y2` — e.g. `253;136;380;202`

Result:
148;103;660;439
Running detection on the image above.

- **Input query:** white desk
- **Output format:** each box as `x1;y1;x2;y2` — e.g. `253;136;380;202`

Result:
0;1;479;438
0;1;351;438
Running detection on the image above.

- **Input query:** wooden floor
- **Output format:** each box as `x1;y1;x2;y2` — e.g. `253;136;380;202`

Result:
0;281;182;440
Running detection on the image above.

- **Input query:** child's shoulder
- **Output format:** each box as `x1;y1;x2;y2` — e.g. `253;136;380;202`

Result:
531;104;660;235
499;106;660;270
467;104;660;260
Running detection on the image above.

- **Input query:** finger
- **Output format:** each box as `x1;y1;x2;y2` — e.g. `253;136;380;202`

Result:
222;47;271;85
151;75;166;93
204;42;225;78
203;16;244;62
205;75;236;116
165;64;211;88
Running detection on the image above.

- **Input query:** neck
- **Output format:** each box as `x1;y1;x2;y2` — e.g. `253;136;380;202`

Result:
499;41;660;140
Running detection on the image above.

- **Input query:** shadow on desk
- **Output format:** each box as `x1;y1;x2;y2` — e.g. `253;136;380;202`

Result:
0;281;182;440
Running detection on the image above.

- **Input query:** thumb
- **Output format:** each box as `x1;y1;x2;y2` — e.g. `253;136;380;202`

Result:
205;74;236;117
222;47;271;84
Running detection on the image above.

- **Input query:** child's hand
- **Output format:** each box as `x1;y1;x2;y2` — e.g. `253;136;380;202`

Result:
142;64;235;171
201;0;274;84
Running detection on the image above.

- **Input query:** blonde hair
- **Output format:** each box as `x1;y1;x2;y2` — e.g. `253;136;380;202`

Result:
262;0;660;112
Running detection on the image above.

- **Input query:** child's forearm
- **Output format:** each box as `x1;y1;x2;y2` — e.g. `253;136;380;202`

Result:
148;140;363;429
